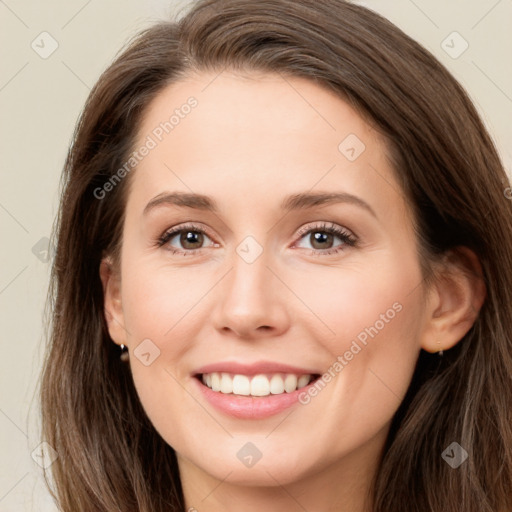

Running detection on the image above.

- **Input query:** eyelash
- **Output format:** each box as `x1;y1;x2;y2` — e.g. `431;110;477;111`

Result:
155;222;357;257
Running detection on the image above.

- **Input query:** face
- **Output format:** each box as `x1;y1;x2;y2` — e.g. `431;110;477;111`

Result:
104;71;430;487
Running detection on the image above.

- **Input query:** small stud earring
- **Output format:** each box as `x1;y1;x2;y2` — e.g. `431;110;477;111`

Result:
438;350;444;357
120;344;129;362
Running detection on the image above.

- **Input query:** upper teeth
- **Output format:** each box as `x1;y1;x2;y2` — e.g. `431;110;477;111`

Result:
201;372;313;396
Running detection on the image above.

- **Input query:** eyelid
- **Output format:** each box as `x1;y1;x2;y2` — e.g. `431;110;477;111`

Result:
294;221;355;240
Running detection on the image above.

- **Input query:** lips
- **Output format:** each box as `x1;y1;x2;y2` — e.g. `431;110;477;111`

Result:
194;361;321;376
192;361;322;419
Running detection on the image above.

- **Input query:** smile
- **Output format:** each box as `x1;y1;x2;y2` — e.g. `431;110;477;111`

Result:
199;372;318;396
192;362;323;419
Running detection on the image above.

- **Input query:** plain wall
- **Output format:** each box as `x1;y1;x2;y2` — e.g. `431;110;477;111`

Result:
0;1;510;510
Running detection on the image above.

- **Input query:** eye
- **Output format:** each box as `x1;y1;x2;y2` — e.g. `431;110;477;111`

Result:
156;221;357;257
156;223;216;255
294;222;357;256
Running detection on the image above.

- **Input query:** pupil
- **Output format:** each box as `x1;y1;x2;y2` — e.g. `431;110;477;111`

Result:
312;231;332;249
182;231;202;249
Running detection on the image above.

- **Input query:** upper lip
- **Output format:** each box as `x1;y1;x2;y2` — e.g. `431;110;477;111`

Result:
194;361;321;376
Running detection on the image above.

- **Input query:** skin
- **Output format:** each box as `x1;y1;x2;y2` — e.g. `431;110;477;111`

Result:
101;71;485;512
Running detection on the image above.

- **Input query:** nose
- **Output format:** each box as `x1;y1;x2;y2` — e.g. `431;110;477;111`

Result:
212;248;291;340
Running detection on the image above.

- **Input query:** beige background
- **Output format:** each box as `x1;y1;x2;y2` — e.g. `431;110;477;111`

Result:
0;0;510;510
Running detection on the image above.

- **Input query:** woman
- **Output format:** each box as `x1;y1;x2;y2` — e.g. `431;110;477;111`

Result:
40;0;512;510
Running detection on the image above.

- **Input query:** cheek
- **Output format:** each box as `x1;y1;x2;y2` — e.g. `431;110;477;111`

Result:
296;254;425;440
295;251;424;355
122;264;207;345
298;247;423;373
119;264;219;441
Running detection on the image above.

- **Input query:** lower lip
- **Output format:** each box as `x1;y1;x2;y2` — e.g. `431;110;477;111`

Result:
194;376;318;419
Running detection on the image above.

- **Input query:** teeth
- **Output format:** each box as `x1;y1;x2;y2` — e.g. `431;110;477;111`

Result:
201;372;314;396
269;374;285;394
220;372;233;394
211;373;221;392
284;374;297;393
233;374;250;396
297;375;310;388
251;375;270;396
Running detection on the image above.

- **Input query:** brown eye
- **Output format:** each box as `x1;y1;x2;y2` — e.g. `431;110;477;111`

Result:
295;222;357;256
309;231;335;250
180;230;204;249
157;223;216;255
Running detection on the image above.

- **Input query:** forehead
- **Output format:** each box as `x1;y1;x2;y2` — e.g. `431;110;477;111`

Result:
127;71;404;222
138;70;375;149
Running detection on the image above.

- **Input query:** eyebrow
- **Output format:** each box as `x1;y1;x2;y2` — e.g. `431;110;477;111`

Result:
143;191;376;218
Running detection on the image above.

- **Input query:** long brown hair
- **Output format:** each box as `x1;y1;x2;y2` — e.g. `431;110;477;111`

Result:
40;0;512;510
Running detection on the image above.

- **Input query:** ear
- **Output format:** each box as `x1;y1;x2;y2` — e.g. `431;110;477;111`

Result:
99;256;127;347
421;247;486;353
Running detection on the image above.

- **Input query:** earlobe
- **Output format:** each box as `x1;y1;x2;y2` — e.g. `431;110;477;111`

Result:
421;247;486;353
99;257;127;347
